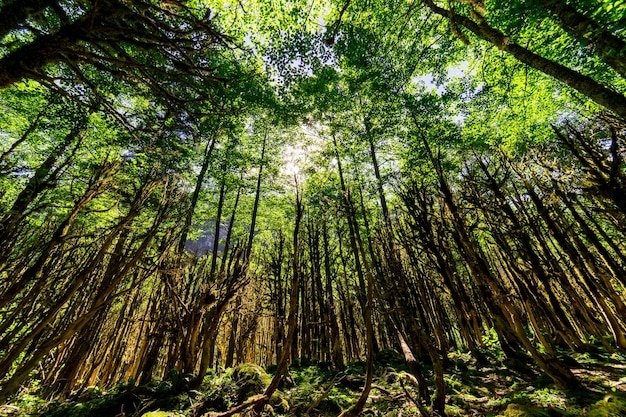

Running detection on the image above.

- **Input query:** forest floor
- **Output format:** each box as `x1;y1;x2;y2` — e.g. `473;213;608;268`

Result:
1;347;626;417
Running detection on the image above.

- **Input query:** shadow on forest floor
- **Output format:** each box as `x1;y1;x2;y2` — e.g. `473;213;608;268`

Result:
1;348;626;417
443;349;626;416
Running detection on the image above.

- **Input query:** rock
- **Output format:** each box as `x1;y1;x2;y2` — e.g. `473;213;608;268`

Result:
232;363;271;402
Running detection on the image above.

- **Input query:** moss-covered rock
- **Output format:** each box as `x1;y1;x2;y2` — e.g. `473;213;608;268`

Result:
270;390;289;414
497;403;550;417
140;411;184;417
232;363;271;402
588;394;626;417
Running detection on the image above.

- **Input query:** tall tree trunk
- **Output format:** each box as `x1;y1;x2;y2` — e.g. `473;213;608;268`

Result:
322;223;344;369
539;0;626;78
178;134;217;252
225;305;240;368
252;189;303;415
423;0;626;119
246;131;267;260
332;143;376;417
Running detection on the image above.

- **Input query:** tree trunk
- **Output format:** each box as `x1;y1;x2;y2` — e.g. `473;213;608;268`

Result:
423;0;626;119
539;0;626;78
178;134;217;252
252;190;303;415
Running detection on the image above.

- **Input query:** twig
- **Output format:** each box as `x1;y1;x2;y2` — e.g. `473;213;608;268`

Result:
304;373;344;416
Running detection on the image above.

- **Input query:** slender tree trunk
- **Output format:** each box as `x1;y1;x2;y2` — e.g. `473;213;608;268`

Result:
246;132;267;260
322;223;344;369
331;146;376;417
539;0;626;78
400;330;432;415
178;134;217;252
252;189;303;415
423;0;626;119
225;306;239;368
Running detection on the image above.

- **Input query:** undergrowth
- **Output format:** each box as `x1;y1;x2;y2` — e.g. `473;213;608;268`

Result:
1;347;625;417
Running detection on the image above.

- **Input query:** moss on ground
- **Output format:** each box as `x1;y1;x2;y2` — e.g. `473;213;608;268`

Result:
2;347;625;417
587;393;626;417
497;403;552;417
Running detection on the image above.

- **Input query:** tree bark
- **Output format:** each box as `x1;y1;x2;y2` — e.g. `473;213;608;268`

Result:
539;0;626;78
423;0;626;119
252;189;303;415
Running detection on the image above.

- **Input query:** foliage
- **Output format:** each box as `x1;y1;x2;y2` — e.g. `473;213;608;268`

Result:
200;369;239;411
3;353;624;416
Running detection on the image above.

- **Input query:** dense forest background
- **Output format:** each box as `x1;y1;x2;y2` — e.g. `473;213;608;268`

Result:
1;0;626;416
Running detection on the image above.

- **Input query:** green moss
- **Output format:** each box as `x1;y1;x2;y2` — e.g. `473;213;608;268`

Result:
445;404;465;416
587;394;626;417
497;403;550;417
140;412;184;417
232;363;272;403
270;390;289;413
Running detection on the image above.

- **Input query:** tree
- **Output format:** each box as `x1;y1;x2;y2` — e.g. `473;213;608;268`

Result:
0;0;228;95
419;0;626;118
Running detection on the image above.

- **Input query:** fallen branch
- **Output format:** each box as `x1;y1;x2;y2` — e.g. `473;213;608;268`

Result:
400;376;430;417
304;373;344;416
371;384;391;396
